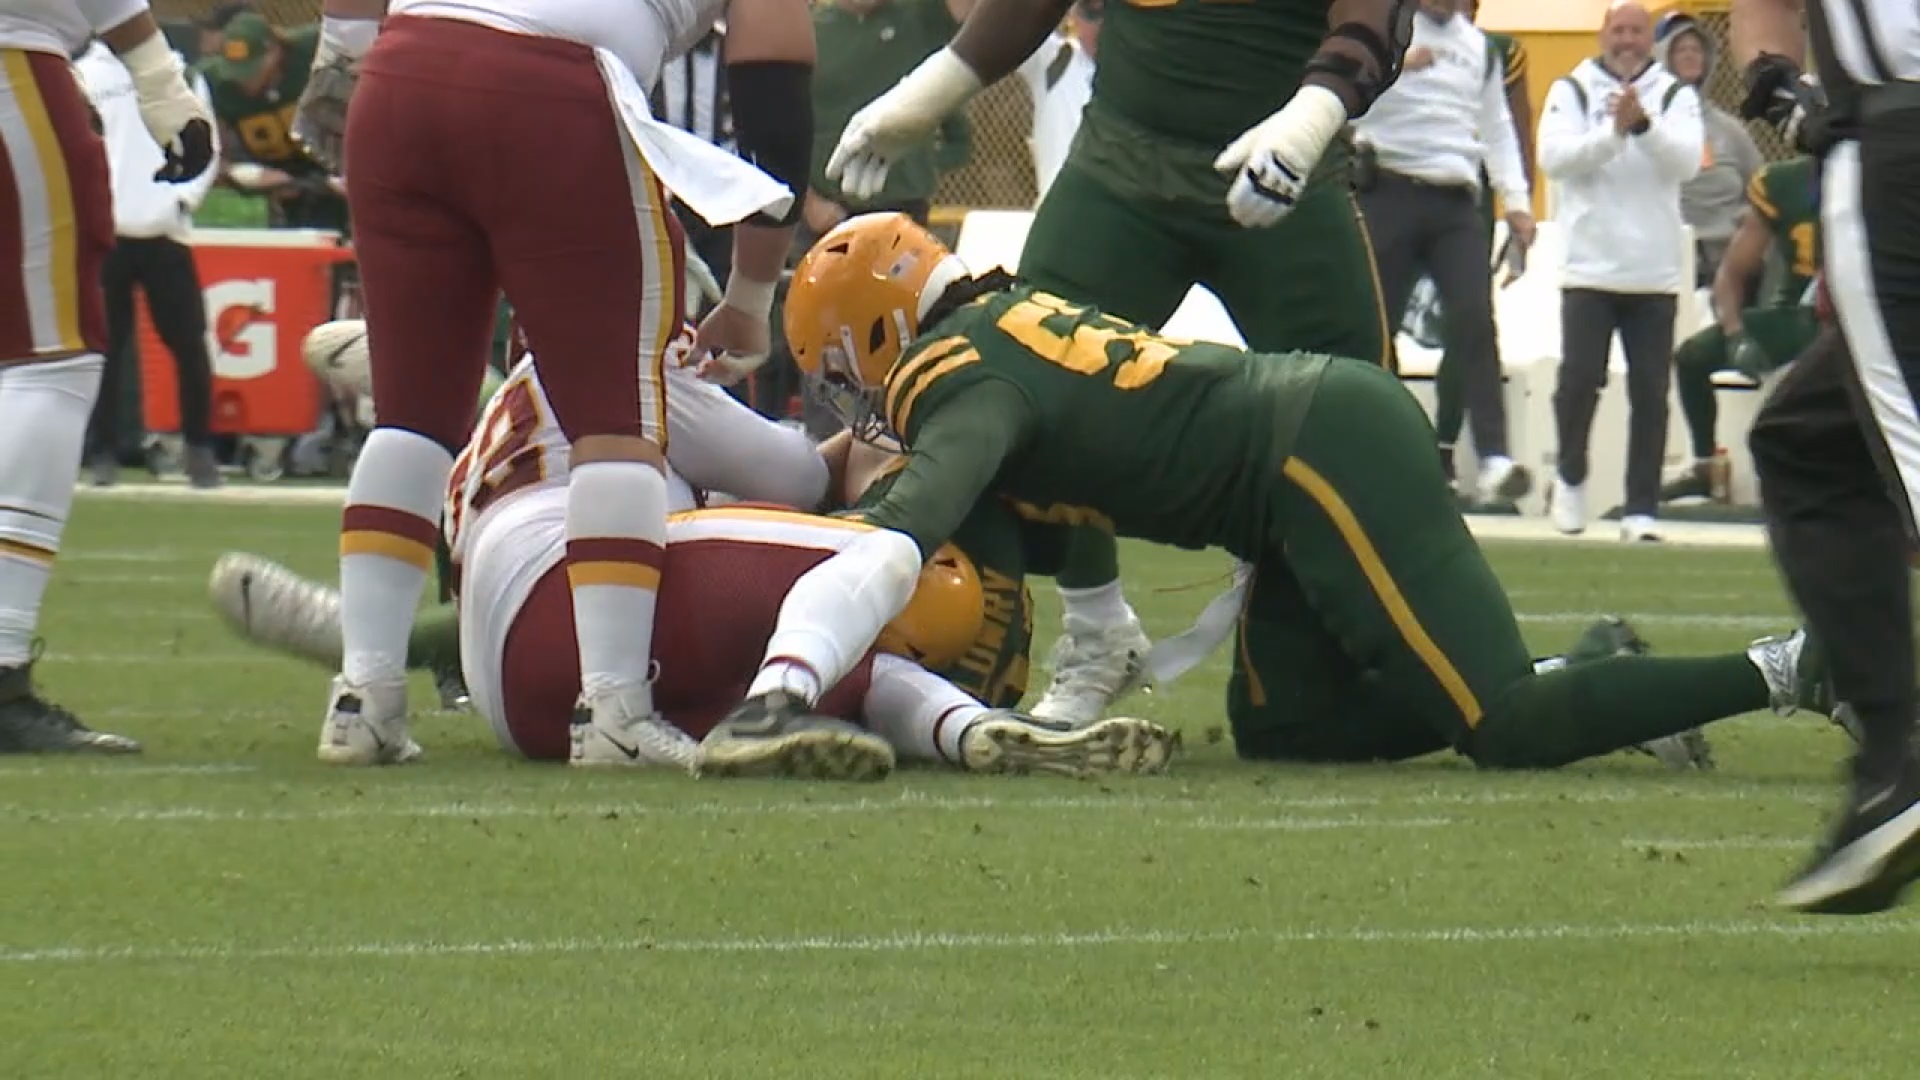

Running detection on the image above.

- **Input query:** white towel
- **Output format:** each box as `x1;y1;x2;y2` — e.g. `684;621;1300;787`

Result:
594;47;793;227
1142;560;1254;685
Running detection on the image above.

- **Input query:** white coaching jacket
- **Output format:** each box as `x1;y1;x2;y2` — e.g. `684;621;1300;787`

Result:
1538;56;1703;295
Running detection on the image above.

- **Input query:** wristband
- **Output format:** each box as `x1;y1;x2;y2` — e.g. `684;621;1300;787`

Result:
321;16;381;59
723;275;778;321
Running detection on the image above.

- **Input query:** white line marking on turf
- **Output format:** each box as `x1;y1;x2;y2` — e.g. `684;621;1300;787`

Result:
0;763;255;778
64;573;201;585
1189;815;1453;832
5;917;1915;965
1622;836;1806;851
0;783;1833;827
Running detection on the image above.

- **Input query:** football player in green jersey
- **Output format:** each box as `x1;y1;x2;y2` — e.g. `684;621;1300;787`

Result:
201;13;348;232
714;212;1832;772
823;0;1414;731
1662;156;1822;504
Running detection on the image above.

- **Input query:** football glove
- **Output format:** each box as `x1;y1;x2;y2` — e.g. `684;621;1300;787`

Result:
826;48;982;202
1212;85;1347;229
118;35;215;183
1740;53;1831;153
293;18;379;172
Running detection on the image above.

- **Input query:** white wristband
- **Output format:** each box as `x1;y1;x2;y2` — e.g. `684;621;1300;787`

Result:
1283;84;1351;157
322;16;381;58
900;47;986;115
722;275;778;321
119;33;183;91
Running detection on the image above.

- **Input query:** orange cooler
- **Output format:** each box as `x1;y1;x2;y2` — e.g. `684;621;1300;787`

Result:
137;228;357;437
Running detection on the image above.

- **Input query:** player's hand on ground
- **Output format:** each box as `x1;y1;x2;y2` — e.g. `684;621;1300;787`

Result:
690;303;771;385
1213;85;1347;229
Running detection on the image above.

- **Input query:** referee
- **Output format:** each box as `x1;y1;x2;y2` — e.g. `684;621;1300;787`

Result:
1733;0;1920;914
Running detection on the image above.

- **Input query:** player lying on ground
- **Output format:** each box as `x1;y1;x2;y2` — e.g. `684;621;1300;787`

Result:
209;362;1175;779
714;212;1831;772
1661;154;1821;505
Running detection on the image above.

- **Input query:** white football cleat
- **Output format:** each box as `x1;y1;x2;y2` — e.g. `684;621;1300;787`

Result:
1619;514;1664;544
1550;478;1587;535
1475;456;1532;505
317;676;420;766
208;552;342;667
1029;614;1152;730
959;713;1176;778
569;685;696;771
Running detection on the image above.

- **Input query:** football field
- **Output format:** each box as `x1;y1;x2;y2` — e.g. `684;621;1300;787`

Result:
5;489;1915;1078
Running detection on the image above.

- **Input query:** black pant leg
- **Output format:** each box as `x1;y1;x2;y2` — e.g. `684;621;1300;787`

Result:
1553;288;1616;486
138;237;213;449
1616;293;1677;517
88;240;139;460
1792;120;1920;773
1750;329;1914;770
1425;189;1505;458
1356;178;1430;333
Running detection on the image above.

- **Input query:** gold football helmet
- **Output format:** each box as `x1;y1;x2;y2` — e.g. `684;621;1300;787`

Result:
783;213;960;439
875;543;984;671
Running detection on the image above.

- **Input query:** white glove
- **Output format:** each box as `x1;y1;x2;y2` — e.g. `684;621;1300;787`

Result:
827;48;982;202
1211;85;1348;229
119;35;211;151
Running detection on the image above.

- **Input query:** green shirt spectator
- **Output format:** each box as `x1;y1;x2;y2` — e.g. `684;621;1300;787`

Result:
200;13;349;233
808;0;975;224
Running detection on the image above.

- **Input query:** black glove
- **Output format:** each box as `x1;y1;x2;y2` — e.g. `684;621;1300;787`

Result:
153;118;215;183
1741;53;1832;153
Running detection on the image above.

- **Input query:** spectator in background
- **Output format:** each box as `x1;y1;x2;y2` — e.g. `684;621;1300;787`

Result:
1653;12;1762;286
807;0;976;233
650;24;735;319
1538;1;1702;543
159;2;253;67
201;13;347;233
1013;0;1099;203
1353;0;1534;507
75;39;223;490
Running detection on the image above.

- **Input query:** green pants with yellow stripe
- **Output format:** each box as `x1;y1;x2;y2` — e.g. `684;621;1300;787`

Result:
1020;103;1390;589
1228;360;1774;767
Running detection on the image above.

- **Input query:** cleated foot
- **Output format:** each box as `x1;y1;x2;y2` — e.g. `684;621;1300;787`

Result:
960;713;1176;778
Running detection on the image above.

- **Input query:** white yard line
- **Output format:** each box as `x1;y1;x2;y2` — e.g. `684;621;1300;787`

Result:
3;916;1910;965
0;763;255;778
1622;836;1807;851
0;782;1832;827
1187;815;1453;831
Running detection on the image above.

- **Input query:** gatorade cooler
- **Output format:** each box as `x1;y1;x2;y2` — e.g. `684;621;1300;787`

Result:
137;228;356;438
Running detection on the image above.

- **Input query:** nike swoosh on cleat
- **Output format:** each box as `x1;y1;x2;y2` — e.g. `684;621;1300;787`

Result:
239;572;254;631
1863;784;1899;815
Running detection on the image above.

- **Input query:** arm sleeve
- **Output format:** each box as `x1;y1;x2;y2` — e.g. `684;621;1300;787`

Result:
1480;61;1529;207
1536;78;1624;180
76;0;148;35
1642;84;1704;183
853;380;1032;556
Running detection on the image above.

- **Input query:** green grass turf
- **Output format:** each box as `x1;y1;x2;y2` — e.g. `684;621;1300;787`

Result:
3;495;1914;1078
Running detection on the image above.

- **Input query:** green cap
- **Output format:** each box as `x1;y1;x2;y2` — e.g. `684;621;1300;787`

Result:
211;12;275;84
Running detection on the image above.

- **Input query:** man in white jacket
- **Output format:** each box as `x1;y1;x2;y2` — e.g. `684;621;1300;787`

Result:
74;39;221;488
1537;0;1702;542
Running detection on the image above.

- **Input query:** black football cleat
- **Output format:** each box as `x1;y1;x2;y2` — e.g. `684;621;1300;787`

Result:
0;662;139;755
695;691;894;781
1778;749;1920;915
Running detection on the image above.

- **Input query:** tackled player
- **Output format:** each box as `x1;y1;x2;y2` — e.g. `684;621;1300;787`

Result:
717;213;1832;774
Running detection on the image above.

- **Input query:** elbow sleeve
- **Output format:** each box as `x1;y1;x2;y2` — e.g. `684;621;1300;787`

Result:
728;61;813;226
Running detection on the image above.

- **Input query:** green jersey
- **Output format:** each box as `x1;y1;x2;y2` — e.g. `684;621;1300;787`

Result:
850;465;1034;709
1485;32;1526;94
1747;156;1819;307
864;284;1330;562
1094;0;1330;146
206;27;322;172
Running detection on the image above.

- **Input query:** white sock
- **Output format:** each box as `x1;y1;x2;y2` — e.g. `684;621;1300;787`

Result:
747;530;923;706
0;356;101;666
1057;580;1134;632
340;427;452;685
566;460;667;703
862;653;989;765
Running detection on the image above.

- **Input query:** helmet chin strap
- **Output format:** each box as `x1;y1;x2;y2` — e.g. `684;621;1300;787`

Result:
915;254;973;322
